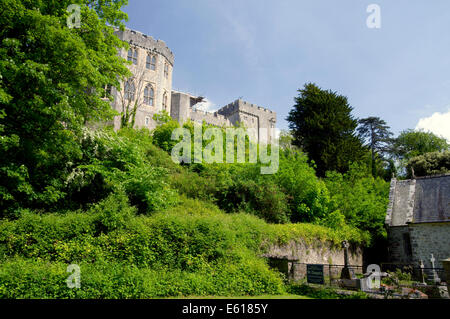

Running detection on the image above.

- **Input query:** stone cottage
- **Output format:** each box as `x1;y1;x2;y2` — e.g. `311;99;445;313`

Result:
385;173;450;272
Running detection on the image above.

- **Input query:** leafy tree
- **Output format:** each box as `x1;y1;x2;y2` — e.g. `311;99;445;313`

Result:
0;1;130;215
275;149;331;223
393;129;449;161
406;150;450;177
287;83;365;176
325;163;390;242
278;129;299;151
357;117;393;176
392;129;449;176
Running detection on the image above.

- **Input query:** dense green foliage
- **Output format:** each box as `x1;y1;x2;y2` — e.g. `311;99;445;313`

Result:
287;83;366;176
406;151;450;177
0;193;367;298
153;118;385;243
325;163;390;241
66;128;179;214
0;123;371;298
389;129;449;177
0;197;285;298
0;1;398;299
393;129;449;162
0;0;130;216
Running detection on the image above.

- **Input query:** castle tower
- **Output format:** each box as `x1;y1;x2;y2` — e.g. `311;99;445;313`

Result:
170;91;232;127
111;28;174;130
217;99;277;144
107;28;277;145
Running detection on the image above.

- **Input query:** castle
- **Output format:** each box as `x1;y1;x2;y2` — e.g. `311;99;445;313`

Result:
110;28;276;144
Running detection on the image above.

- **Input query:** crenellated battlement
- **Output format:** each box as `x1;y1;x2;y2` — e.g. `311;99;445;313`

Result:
115;28;175;65
110;28;276;143
218;99;275;116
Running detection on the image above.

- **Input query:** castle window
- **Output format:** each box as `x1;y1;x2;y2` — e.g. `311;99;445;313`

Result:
162;92;168;110
127;48;138;65
102;84;112;98
145;117;150;126
164;64;169;78
124;80;135;100
144;84;154;106
127;49;133;62
146;54;156;70
133;50;138;64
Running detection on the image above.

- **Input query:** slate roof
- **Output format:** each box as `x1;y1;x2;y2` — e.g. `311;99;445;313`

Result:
385;173;450;226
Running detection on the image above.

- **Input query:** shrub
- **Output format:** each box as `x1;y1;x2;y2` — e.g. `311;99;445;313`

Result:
275;149;331;223
266;221;369;247
65;128;179;214
0;209;98;262
325;162;390;241
0;257;284;298
152;119;181;152
88;191;136;232
0;196;369;298
0;199;290;298
406;150;450;177
208;164;290;223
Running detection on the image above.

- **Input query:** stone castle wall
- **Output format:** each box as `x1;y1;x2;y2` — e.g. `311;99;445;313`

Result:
218;99;277;144
110;29;277;144
112;29;174;131
170;91;232;127
170;94;277;144
189;109;232;127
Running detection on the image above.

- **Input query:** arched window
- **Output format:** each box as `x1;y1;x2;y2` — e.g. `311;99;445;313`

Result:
127;49;133;62
133;50;138;65
162;92;168;110
124;80;135;100
164;63;169;78
144;84;154;106
146;54;156;70
127;49;138;65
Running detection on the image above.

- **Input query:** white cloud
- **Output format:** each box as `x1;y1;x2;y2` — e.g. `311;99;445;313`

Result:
416;109;450;141
194;98;217;112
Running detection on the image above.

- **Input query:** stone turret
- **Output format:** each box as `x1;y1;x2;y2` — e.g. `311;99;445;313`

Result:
111;28;174;130
217;99;277;144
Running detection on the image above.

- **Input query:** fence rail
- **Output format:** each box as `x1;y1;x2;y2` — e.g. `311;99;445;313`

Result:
279;261;446;286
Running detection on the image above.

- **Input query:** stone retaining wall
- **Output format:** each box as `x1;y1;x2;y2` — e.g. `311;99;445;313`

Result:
263;240;363;281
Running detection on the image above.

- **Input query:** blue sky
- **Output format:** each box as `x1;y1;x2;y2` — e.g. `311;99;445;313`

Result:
122;0;450;139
